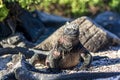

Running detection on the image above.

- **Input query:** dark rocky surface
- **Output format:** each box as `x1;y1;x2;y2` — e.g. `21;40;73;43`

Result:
95;11;120;38
32;10;71;28
17;10;45;42
0;22;13;40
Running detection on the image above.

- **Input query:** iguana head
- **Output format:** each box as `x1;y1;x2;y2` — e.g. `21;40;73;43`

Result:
64;22;79;37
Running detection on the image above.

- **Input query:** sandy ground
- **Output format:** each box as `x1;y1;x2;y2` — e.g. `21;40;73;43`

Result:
0;45;120;79
91;46;120;72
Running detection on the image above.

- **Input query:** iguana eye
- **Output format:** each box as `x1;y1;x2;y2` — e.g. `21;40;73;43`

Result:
73;28;76;31
67;28;71;31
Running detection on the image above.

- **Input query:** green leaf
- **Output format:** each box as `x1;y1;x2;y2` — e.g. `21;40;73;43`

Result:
0;0;3;8
0;5;9;21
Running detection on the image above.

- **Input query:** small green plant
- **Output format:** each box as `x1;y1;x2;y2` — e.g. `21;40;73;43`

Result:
0;0;9;21
36;0;120;18
0;0;120;21
0;0;40;21
109;0;120;13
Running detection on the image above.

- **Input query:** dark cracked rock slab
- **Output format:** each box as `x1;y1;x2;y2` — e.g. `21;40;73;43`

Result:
35;16;120;52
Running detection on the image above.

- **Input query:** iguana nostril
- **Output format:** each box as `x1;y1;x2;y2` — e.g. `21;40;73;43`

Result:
45;60;50;67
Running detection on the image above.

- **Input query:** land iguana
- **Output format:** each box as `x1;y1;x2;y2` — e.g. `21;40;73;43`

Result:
30;22;92;71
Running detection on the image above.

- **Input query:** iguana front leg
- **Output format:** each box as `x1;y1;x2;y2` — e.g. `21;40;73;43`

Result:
79;52;92;70
74;51;92;71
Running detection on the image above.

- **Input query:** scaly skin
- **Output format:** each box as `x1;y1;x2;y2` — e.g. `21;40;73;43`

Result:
45;22;92;70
